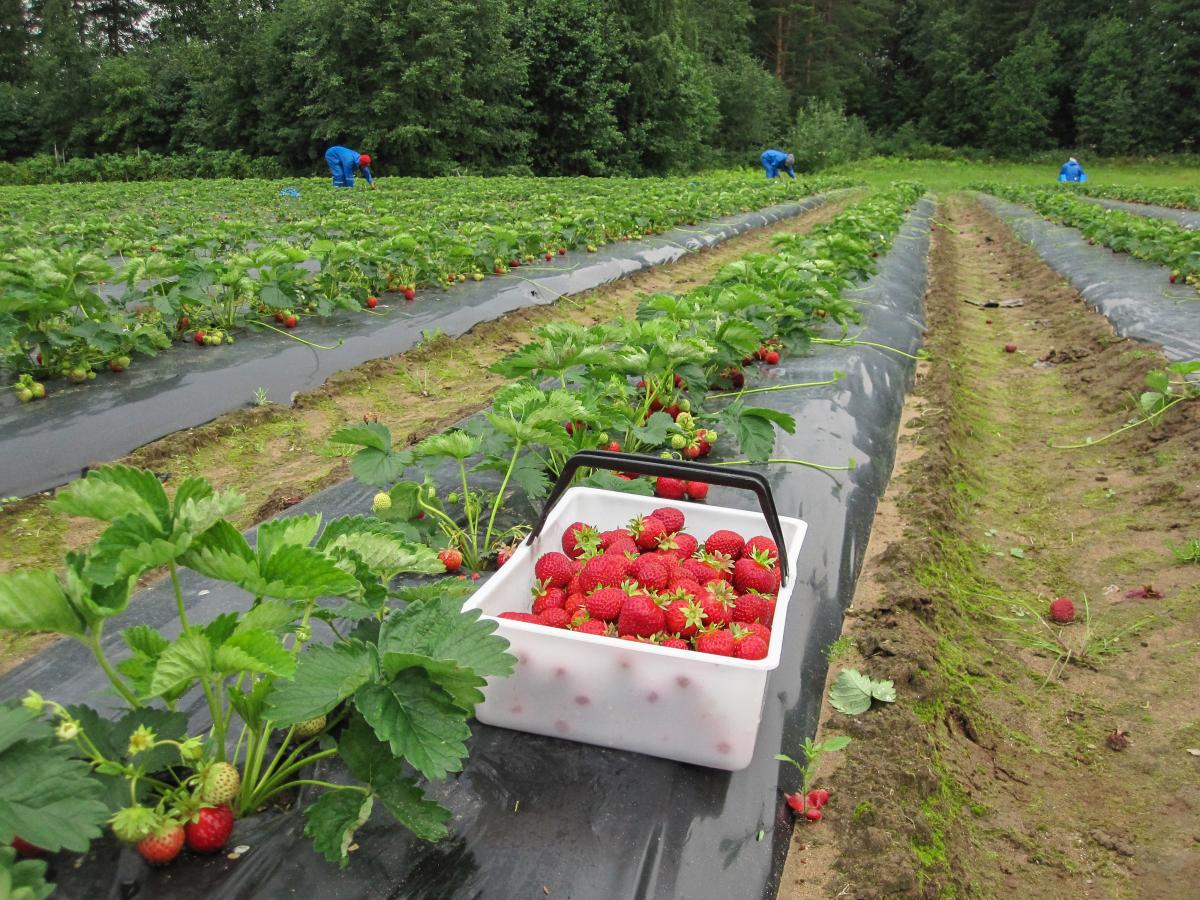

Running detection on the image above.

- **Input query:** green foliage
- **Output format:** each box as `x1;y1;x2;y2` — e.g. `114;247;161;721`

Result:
1074;18;1138;156
0;846;54;900
986;29;1058;156
788;99;874;173
828;668;898;715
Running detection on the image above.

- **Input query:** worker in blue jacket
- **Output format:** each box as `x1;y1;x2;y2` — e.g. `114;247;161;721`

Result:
1058;157;1088;183
325;146;375;189
760;149;796;179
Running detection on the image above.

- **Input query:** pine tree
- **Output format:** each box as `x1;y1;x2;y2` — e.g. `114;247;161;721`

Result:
986;28;1058;155
1074;17;1137;155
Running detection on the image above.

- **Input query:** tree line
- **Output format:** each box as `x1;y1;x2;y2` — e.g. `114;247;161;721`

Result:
0;0;1194;176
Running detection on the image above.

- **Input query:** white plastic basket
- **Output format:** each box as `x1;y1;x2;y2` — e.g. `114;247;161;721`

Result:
464;452;807;770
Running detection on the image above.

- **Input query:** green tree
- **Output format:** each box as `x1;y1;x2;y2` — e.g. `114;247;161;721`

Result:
0;0;29;83
32;0;97;154
986;28;1058;155
710;51;789;156
1074;17;1137;155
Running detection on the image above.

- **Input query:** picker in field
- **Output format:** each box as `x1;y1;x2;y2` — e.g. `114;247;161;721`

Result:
760;149;796;180
324;145;376;189
1058;157;1088;183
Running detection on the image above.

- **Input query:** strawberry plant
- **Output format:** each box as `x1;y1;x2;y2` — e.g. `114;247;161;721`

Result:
0;464;515;879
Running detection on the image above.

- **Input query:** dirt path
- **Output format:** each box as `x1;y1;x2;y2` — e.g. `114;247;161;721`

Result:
0;193;857;671
779;194;1200;898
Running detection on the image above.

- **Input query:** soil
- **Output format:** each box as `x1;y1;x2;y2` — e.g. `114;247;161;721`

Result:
779;194;1200;899
0;193;855;672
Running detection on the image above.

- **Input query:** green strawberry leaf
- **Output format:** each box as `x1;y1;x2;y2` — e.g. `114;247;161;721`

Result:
379;595;514;680
329;422;392;454
0;846;55;900
303;789;374;868
578;471;655;495
149;628;215;697
214;629;297;678
829;668;895;715
632;411;675;445
0;570;86;637
266;640;377;726
49;465;169;528
337;716;450;842
353;669;472;780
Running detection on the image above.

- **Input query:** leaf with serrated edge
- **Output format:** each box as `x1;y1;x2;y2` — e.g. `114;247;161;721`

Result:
354;670;471;780
236;600;299;633
829;669;876;715
380;595;514;679
255;514;322;561
49;465;168;527
214;629;297;678
149;629;214;697
329;422;392;453
303;790;374;868
266;640;376;726
0;570;86;636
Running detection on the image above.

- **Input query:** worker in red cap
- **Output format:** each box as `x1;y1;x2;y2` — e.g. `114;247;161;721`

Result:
324;146;375;189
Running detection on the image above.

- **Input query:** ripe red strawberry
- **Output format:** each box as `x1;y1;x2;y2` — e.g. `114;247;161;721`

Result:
495;545;515;567
660;637;690;650
10;837;45;858
584;586;626;622
630;515;668;550
630;554;671;591
685;481;709;500
534;551;575;588
664;597;706;638
786;793;805;813
617;594;665;638
579;554;628;593
682;556;721;585
765;350;780;364
137;825;185;865
537;608;572;629
731;592;770;623
697;590;731;628
704;529;746;559
185;805;234;854
655;477;687;499
403;287;416;301
651;507;686;533
573;618;609;636
1049;597;1075;624
599;528;633;551
805;808;822;822
694;628;736;656
193;330;206;345
668;575;704;597
366;296;379;309
562;522;600;558
438;548;462;572
605;440;621;452
743;622;772;644
532;586;566;615
558;247;567;255
499;611;540;623
743;536;779;563
671;533;698;559
564;592;587;617
284;315;298;328
732;549;780;594
807;788;830;808
734;634;768;659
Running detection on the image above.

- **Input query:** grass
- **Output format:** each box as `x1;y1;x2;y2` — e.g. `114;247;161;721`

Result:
835;157;1200;195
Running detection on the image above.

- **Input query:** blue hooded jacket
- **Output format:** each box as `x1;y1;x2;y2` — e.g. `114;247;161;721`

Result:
1058;158;1087;183
760;149;795;179
325;146;374;187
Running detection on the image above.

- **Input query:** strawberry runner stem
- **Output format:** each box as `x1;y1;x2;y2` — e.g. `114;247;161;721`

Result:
712;457;857;472
708;372;844;399
812;336;925;361
1050;395;1190;449
251;320;345;350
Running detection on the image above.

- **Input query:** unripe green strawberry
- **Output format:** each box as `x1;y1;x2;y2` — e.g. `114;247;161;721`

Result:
371;492;392;512
670;434;687;449
293;714;327;739
200;762;241;805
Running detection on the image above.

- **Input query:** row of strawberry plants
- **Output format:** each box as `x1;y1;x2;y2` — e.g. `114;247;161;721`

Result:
2;174;851;399
335;182;925;571
1054;182;1200;211
977;183;1200;291
0;182;921;891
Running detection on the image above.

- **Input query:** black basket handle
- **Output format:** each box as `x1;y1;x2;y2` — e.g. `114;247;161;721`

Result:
525;450;790;583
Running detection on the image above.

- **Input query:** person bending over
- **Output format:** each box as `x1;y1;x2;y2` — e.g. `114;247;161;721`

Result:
761;149;796;180
325;146;375;189
1058;157;1088;183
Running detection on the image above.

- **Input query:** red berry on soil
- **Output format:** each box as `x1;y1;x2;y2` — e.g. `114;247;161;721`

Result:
651;507;686;533
403;287;416;301
366;296;379;308
558;247;567;255
137;826;185;865
765;350;780;364
1049;596;1075;624
694;628;736;656
617;594;665;638
655;477;688;500
734;634;769;660
194;331;206;344
705;529;746;559
185;805;234;854
537;607;573;629
1168;273;1177;284
584;586;627;622
786;793;805;813
1004;343;1017;353
534;551;575;588
284;315;298;328
11;837;45;858
438;548;462;572
808;788;830;808
685;481;709;500
805;808;822;822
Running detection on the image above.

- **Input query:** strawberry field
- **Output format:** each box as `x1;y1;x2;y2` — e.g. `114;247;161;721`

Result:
0;173;847;398
4;156;1200;899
